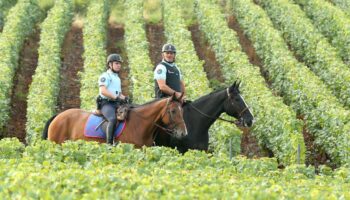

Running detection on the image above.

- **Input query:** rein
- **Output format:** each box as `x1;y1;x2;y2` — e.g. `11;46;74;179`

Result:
188;103;237;124
188;88;248;124
130;98;183;137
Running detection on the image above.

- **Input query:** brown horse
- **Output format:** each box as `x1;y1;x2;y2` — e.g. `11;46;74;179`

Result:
42;95;188;147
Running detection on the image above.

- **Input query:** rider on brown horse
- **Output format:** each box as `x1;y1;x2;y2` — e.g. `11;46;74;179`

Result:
97;53;129;145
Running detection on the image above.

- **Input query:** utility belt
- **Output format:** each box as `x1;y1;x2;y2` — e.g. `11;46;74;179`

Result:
96;95;122;109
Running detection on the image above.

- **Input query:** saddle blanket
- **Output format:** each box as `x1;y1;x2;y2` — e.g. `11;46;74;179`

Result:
84;114;126;139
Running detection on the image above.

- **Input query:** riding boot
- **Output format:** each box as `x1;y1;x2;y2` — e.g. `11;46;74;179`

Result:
106;121;115;145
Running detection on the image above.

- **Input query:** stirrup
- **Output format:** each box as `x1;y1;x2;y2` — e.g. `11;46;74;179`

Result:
112;140;119;147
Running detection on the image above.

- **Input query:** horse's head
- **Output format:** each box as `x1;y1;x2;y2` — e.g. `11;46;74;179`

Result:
223;81;254;127
160;93;188;138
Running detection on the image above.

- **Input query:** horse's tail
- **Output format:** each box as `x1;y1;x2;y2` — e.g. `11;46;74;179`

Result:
42;114;58;140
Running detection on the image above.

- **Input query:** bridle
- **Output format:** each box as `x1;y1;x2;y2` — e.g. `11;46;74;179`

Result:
130;98;185;137
226;88;249;119
189;88;249;124
153;98;185;136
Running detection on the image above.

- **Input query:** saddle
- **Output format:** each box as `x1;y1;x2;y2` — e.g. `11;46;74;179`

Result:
92;104;130;121
116;104;129;121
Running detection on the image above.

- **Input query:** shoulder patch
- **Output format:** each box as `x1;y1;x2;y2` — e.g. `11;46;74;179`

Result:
157;69;163;74
100;77;106;82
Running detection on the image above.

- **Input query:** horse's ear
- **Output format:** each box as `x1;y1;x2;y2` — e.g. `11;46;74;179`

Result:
230;81;237;92
232;81;237;88
179;92;184;100
171;92;177;101
237;80;242;93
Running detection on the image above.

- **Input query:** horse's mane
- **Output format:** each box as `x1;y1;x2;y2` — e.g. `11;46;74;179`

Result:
209;87;226;95
195;87;226;100
129;97;168;109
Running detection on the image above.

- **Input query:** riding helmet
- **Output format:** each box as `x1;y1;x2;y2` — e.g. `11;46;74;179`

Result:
162;44;176;53
107;53;123;64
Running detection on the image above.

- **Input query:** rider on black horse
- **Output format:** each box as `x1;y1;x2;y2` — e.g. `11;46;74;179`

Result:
154;44;186;101
97;53;129;145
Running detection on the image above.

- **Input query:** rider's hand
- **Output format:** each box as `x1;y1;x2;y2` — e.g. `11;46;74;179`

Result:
175;92;185;103
175;92;182;99
124;97;130;104
119;94;126;100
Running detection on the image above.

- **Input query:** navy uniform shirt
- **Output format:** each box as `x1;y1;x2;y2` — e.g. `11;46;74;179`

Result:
98;69;122;99
154;60;183;81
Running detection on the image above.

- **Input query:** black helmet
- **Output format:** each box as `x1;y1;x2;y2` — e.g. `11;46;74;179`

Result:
162;44;176;53
107;53;123;64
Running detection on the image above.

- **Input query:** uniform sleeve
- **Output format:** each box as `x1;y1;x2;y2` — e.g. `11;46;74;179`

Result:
154;64;167;80
98;73;109;87
177;67;183;80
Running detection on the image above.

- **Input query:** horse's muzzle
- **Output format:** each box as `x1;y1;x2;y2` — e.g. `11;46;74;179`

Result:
236;118;253;127
243;118;254;127
173;127;188;139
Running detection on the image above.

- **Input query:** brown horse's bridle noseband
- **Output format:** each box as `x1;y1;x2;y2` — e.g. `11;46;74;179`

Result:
189;88;249;124
154;98;185;137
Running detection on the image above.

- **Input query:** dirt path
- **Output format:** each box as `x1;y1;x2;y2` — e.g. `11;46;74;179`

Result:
226;15;268;83
189;24;225;83
146;23;166;66
57;22;84;112
299;116;333;168
3;28;40;143
107;22;130;96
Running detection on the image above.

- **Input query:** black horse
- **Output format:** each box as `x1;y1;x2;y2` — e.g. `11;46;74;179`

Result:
154;81;254;153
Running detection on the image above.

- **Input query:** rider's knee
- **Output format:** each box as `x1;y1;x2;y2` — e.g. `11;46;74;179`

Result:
108;118;117;125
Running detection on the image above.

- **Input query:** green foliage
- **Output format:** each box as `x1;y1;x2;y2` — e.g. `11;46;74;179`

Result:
109;0;125;24
2;1;350;197
79;0;109;110
294;0;350;65
0;140;349;198
330;0;350;17
0;0;17;30
123;0;154;103
144;0;162;24
38;0;88;13
195;0;304;165
25;0;74;144
231;0;350;166
0;138;25;159
257;0;350;109
37;0;54;11
0;0;42;134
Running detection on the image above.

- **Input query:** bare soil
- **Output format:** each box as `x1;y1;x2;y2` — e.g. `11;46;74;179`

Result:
146;23;166;67
57;24;84;112
299;116;335;168
188;24;225;83
226;15;270;84
2;28;40;143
